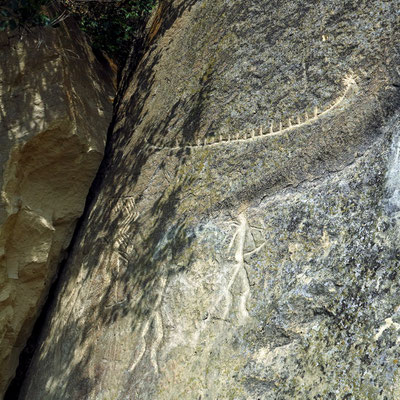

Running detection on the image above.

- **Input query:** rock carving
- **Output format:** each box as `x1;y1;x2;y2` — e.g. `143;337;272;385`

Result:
194;214;253;330
129;275;167;375
191;214;271;350
225;214;251;323
147;74;357;151
109;197;139;307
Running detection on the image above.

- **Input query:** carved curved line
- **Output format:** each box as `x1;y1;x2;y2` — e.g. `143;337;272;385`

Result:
128;276;167;374
221;282;234;321
147;75;357;151
234;214;250;323
213;214;250;322
244;241;266;257
238;266;251;322
150;311;163;374
128;319;149;372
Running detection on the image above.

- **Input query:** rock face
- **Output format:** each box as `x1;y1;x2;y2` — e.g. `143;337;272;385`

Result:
20;0;400;399
0;19;115;397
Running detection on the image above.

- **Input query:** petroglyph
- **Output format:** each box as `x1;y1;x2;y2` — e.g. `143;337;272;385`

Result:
147;74;358;151
243;223;268;258
223;214;251;322
115;197;139;249
129;275;167;375
150;312;164;373
193;214;252;331
110;197;140;306
191;215;271;341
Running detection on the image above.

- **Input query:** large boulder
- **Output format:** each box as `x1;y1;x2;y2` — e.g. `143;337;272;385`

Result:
21;0;400;399
0;18;115;397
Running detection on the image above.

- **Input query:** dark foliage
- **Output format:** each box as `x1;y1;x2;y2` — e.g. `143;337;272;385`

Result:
0;0;157;66
63;0;157;65
0;0;55;31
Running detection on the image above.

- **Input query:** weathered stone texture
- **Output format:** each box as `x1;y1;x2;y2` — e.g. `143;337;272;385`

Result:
0;19;115;397
21;0;400;399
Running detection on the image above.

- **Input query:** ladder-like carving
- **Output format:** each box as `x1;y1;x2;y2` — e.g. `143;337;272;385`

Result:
146;74;357;151
109;197;139;307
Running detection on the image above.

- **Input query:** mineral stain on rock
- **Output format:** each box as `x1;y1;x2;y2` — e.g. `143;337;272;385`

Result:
9;0;400;399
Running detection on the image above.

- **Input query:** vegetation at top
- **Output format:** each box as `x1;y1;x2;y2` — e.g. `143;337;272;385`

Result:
64;0;156;65
0;0;157;66
0;0;54;31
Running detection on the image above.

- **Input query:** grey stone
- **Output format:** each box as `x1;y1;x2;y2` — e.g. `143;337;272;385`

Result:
20;0;400;399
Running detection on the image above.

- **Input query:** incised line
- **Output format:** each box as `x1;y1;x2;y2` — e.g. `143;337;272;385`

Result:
230;213;251;323
191;216;270;348
147;74;357;151
112;197;139;306
207;214;251;324
128;275;167;375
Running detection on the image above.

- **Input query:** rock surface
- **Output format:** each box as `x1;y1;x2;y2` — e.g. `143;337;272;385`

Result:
21;0;400;399
0;19;115;397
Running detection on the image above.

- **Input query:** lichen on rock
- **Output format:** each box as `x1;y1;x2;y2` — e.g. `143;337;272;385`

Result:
18;0;400;399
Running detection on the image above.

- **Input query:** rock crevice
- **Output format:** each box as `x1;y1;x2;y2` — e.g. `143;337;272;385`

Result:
0;18;115;397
